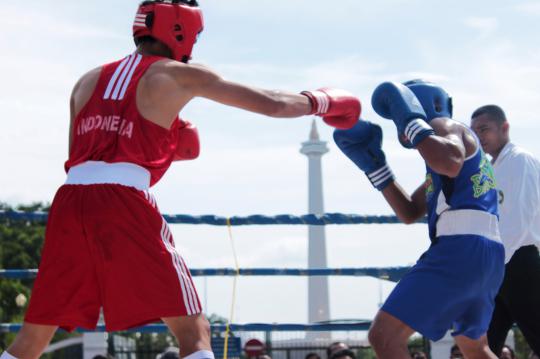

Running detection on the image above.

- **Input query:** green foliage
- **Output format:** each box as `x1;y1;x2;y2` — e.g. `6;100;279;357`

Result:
207;313;228;324
514;327;534;359
356;347;377;359
0;202;48;350
408;336;429;358
0;201;48;269
134;332;176;359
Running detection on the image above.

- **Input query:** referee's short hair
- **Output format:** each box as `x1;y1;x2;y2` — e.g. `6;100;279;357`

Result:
471;104;507;126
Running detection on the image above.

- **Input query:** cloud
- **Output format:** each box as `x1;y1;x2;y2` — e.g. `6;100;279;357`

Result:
301;56;387;90
210;55;385;94
0;5;122;40
463;16;499;37
407;29;540;136
515;1;540;15
206;0;370;22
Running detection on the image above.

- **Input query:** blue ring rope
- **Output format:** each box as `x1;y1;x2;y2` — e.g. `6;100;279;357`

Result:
0;322;372;333
0;267;410;282
0;210;426;225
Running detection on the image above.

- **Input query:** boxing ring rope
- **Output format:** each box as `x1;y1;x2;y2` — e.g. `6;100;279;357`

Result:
0;210;416;340
0;210;426;225
0;322;372;333
0;268;410;281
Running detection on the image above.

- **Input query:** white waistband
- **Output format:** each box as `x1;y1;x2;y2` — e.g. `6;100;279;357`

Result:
436;209;501;242
65;161;151;190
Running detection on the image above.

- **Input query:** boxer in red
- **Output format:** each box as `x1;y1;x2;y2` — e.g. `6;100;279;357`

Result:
1;1;360;359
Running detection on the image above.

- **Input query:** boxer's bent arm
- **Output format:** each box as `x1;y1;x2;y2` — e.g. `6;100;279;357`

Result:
416;135;465;177
416;119;466;178
180;65;311;117
382;181;427;224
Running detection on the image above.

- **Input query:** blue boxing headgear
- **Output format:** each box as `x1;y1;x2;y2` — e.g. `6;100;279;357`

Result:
403;79;453;121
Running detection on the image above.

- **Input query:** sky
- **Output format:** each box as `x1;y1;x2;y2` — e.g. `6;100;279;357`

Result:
1;0;540;327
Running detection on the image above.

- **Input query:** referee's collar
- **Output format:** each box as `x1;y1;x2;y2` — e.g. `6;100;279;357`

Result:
493;142;514;166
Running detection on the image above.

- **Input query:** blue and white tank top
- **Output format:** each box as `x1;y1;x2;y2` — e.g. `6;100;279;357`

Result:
425;131;498;240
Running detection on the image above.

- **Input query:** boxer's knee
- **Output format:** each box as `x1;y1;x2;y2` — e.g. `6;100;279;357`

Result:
368;310;413;356
163;314;212;356
5;322;57;359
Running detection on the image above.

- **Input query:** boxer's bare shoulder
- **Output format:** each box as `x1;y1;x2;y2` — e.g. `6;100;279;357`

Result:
430;117;477;158
143;60;222;97
71;66;101;118
69;66;102;148
135;59;205;128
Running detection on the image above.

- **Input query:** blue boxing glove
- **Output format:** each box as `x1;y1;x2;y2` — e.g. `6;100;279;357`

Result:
334;120;394;191
371;82;435;148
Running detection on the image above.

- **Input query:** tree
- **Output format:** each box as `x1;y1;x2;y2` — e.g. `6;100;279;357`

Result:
0;202;48;350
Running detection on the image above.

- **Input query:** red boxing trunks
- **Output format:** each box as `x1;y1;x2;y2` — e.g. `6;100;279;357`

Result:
25;162;201;331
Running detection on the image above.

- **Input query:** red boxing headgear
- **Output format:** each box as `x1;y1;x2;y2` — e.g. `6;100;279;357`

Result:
133;0;204;63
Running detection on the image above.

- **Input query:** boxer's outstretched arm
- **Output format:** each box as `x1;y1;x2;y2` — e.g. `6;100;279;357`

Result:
176;64;360;128
382;181;427;224
182;64;311;117
202;79;312;118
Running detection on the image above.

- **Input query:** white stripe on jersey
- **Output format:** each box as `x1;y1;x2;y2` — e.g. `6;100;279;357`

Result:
149;192;156;208
111;54;137;100
118;54;142;100
103;55;130;100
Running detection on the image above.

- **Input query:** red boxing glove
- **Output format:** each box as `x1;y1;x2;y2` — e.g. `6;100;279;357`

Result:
301;88;361;129
174;120;200;161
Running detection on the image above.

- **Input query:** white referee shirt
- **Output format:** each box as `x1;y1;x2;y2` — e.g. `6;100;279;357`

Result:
493;142;540;263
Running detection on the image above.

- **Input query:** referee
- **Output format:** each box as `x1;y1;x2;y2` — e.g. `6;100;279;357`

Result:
471;104;540;356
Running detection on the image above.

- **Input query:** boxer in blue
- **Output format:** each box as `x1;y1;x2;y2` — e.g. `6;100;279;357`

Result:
334;80;505;359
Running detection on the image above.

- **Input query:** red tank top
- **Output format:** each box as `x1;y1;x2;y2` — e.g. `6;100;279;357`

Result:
65;53;181;186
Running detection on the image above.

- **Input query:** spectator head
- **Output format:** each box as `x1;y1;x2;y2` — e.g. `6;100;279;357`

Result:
500;345;516;359
330;348;356;359
157;347;180;359
529;352;540;359
411;351;427;359
305;353;322;359
450;344;463;359
470;104;510;158
326;342;349;359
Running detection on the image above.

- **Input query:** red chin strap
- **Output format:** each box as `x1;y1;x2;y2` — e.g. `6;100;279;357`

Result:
133;1;204;63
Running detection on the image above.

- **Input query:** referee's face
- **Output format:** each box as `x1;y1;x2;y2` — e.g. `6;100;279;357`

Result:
471;114;509;158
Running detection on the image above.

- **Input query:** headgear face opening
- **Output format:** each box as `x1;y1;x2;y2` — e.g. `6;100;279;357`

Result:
133;0;204;63
403;79;453;121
